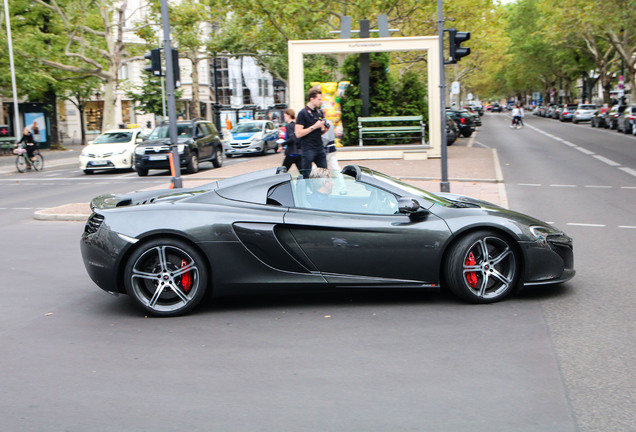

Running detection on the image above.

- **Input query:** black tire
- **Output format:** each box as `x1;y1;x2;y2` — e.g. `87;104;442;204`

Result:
212;146;223;168
136;167;148;177
461;130;472;138
444;230;519;304
16;156;27;173
31;154;44;171
186;152;199;174
124;238;209;317
573;119;578;124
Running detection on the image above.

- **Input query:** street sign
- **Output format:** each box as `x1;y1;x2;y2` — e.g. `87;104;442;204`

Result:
467;93;473;100
451;81;460;94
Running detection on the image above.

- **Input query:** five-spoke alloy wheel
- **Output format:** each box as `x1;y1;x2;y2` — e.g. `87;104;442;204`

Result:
124;239;208;317
445;230;519;303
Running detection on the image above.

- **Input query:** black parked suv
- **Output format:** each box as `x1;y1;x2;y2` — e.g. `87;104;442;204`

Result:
134;120;223;176
446;109;476;137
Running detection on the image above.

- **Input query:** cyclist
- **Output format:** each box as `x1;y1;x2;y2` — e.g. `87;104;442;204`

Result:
17;127;37;162
511;104;523;128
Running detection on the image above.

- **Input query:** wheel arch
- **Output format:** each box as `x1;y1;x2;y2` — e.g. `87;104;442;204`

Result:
438;225;526;292
115;231;213;296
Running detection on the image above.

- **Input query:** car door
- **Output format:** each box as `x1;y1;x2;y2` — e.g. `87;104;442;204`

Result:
281;175;449;286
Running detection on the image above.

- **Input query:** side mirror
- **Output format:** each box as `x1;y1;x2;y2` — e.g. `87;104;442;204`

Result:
398;197;429;218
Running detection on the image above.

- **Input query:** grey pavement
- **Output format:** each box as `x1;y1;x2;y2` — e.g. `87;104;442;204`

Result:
21;135;507;221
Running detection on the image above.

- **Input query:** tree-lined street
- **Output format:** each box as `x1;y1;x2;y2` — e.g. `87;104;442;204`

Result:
1;113;634;431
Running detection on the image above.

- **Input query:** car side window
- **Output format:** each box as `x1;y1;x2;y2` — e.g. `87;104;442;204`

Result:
291;173;399;215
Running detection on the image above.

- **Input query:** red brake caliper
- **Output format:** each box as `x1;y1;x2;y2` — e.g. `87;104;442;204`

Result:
180;259;192;292
465;252;478;288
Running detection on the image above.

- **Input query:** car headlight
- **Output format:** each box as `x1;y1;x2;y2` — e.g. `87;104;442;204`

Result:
135;147;145;155
80;149;89;157
530;225;569;247
114;148;128;155
251;134;263;143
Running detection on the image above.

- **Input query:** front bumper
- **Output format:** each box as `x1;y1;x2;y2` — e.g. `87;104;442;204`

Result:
225;140;265;155
79;153;132;170
134;152;191;170
520;235;575;286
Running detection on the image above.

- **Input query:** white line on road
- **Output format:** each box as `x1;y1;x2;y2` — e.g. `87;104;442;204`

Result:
621;186;636;189
593;155;621;166
619;226;636;229
618;167;636;177
574;146;595;155
584;185;613;188
566;223;606;227
550;184;577;188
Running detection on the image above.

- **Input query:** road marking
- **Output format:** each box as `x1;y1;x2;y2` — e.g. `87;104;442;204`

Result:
550;184;576;188
524;122;636;178
566;223;606;227
621;186;636;189
575;146;595;155
584;185;612;188
593;155;621;166
619;226;636;229
619;167;636;177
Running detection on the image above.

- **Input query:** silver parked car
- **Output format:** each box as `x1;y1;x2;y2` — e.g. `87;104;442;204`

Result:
572;104;598;123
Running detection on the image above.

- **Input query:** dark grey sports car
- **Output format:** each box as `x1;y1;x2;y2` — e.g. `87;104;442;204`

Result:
81;165;574;317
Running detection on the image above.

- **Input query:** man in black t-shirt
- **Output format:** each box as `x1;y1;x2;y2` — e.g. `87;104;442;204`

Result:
295;87;328;175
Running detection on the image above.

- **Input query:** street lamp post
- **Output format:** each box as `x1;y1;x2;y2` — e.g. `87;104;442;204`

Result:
3;0;21;140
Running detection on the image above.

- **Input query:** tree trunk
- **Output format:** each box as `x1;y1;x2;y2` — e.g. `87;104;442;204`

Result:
190;56;201;119
79;106;86;145
43;87;60;148
102;78;116;131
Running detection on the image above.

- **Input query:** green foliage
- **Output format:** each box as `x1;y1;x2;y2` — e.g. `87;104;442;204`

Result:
126;71;183;117
339;53;425;146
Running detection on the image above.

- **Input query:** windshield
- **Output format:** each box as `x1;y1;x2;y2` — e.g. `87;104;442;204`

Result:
148;124;193;139
579;105;597;110
232;123;262;133
368;170;455;207
93;132;133;144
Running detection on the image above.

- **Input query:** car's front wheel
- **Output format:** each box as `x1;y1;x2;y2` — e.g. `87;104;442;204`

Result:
124;239;209;317
186;152;199;174
444;230;519;303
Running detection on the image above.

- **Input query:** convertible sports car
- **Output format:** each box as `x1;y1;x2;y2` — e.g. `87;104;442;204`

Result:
81;166;574;317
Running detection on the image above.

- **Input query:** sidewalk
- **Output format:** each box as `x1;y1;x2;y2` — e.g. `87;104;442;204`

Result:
33;142;507;221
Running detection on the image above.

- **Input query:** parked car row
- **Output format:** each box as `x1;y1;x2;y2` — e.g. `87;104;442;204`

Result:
79;119;282;176
446;108;478;141
591;105;636;134
533;102;636;134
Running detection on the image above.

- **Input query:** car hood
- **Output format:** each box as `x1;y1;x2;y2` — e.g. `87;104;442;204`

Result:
436;192;559;230
84;142;133;154
231;131;261;141
139;137;191;146
90;185;217;211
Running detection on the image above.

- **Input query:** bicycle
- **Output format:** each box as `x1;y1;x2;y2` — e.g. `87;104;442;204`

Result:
14;144;44;173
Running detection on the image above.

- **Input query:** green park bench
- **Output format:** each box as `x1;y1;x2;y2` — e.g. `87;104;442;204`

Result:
0;137;16;155
357;116;426;146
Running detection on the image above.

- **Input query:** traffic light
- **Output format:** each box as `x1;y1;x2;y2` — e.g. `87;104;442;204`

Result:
144;48;161;76
170;48;180;87
447;29;471;64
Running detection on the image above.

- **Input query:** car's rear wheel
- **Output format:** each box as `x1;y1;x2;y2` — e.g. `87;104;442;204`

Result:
461;130;472;138
444;230;519;304
124;239;208;317
186;152;199;173
136;167;148;176
212;146;223;168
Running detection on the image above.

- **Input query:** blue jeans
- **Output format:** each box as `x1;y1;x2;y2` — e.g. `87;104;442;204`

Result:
300;147;327;177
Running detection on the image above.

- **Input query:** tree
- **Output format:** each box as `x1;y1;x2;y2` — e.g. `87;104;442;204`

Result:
29;0;146;131
125;70;183;118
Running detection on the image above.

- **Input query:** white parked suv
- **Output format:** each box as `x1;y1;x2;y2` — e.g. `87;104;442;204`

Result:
572;104;598;124
79;128;145;174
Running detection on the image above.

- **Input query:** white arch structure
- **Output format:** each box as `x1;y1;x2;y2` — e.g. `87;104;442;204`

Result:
288;36;442;157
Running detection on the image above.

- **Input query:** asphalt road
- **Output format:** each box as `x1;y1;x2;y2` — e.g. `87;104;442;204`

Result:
477;112;636;432
0;115;634;431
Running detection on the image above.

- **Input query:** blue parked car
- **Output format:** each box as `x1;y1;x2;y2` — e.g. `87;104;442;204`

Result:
224;120;280;157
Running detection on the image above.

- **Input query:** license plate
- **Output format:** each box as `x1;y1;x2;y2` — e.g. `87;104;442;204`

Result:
91;161;108;166
149;155;167;161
